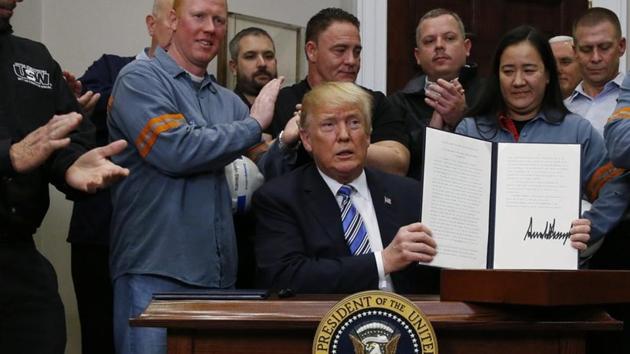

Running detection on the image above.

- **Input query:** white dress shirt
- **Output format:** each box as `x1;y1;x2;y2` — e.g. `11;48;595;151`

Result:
565;72;625;136
318;169;394;291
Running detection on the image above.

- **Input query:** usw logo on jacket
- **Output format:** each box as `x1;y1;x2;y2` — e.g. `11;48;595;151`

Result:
13;62;51;89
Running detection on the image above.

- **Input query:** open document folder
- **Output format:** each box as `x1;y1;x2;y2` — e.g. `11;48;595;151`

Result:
420;128;580;270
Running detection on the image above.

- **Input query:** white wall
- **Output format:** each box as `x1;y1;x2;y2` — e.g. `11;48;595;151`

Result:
592;0;627;72
355;0;386;92
42;1;153;75
11;0;41;41
42;0;343;76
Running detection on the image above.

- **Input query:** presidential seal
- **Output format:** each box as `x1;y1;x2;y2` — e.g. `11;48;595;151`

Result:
313;291;438;354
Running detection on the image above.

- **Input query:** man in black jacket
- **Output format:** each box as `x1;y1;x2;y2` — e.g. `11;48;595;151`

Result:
0;1;128;353
389;8;484;180
259;8;410;180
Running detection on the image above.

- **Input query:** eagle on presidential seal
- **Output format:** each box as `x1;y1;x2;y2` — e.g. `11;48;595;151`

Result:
349;321;400;354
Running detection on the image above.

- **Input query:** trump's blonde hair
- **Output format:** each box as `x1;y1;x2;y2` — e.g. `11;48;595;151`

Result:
300;82;373;134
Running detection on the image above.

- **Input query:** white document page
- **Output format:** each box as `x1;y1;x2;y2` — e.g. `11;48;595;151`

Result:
421;129;492;269
493;143;580;270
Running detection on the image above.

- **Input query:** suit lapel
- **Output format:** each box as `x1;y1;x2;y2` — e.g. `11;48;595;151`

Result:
366;169;398;247
302;165;349;254
367;169;416;292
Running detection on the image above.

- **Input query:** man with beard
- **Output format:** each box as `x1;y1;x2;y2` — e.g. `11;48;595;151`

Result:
229;27;278;108
0;1;129;353
228;27;276;160
227;27;277;287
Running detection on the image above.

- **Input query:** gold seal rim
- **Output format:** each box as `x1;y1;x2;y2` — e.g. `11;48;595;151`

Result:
312;290;438;354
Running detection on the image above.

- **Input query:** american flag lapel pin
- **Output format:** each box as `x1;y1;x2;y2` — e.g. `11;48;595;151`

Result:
384;196;392;205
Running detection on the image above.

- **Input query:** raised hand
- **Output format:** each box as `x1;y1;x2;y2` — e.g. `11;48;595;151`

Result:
425;78;467;130
280;103;302;147
63;70;100;118
65;139;130;193
250;77;285;130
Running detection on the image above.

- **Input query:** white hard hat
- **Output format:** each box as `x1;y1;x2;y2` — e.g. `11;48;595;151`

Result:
225;155;265;214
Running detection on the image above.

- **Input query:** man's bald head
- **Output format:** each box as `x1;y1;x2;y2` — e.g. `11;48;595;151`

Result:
146;0;175;56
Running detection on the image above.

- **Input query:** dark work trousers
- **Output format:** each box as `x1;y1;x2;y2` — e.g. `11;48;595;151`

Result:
234;212;258;289
71;243;114;354
0;237;66;354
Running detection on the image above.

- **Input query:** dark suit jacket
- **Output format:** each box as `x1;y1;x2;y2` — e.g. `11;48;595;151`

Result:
253;163;439;294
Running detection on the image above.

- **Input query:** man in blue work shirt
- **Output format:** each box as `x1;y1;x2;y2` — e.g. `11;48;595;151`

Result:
107;0;282;353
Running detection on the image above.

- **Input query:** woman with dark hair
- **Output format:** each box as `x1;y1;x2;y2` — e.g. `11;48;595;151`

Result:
456;25;629;257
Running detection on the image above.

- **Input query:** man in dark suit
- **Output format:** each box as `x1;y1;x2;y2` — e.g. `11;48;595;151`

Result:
254;81;438;294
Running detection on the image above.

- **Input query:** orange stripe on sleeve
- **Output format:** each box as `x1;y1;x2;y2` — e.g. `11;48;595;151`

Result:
107;96;115;113
135;113;185;158
586;162;626;201
608;107;630;123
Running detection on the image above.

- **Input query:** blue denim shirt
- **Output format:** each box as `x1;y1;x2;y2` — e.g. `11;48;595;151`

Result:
456;111;630;243
606;74;630;168
108;47;262;287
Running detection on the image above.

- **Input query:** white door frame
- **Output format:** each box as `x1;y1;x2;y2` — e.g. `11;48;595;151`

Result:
592;0;627;73
355;0;388;92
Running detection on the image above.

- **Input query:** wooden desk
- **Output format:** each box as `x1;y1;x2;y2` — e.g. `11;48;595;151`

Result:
132;295;621;354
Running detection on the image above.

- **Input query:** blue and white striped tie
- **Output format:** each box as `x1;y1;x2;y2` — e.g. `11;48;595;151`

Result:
337;185;371;255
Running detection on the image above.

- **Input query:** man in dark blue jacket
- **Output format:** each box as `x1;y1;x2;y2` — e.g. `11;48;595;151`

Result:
66;1;173;353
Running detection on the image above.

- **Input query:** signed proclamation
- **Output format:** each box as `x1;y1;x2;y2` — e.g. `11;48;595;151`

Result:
420;128;580;270
493;143;580;269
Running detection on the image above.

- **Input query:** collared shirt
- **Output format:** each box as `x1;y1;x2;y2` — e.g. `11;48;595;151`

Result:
565;72;625;136
108;47;262;287
317;169;394;291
